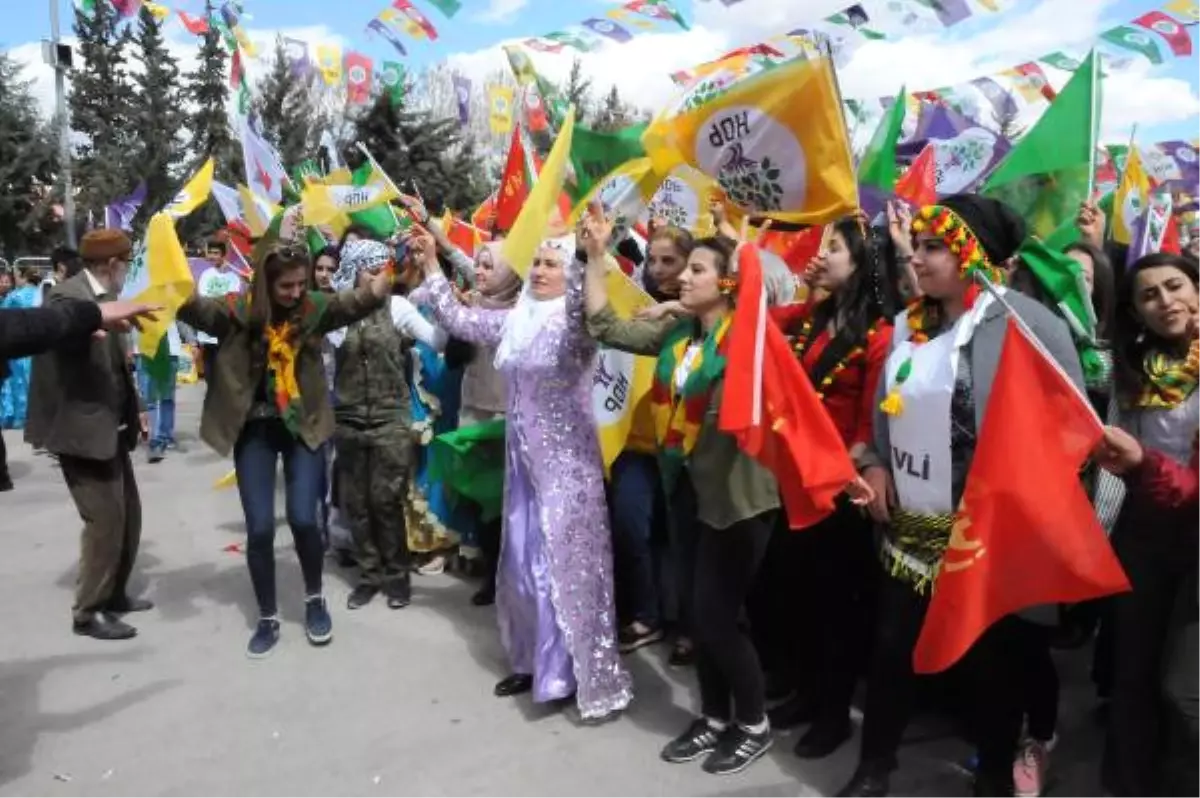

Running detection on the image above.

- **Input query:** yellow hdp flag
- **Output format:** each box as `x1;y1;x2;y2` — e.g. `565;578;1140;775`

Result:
135;212;196;361
488;85;515;136
642;56;856;225
143;1;170;20
1114;147;1151;245
164;158;214;219
593;260;657;470
566;156;659;227
503;106;575;278
316;44;343;86
301;183;399;226
321;167;354;186
237;184;278;237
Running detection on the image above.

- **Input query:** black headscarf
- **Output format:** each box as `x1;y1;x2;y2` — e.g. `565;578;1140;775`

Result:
938;194;1026;266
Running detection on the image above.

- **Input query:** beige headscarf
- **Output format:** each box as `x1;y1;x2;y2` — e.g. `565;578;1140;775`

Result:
471;243;522;309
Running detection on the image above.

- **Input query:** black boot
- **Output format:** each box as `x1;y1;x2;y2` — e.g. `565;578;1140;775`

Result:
346;583;379;610
494;673;533;697
73;612;137;641
385;574;412;609
767;692;817;729
836;763;891;797
471;579;495;606
794;717;853;759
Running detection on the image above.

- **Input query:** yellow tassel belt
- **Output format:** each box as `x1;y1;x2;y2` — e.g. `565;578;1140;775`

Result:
879;509;954;595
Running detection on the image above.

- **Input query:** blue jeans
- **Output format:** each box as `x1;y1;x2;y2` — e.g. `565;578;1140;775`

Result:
136;357;177;448
609;451;663;628
234;419;325;617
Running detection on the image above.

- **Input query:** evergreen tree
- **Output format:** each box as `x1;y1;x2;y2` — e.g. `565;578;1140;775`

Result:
561;57;593;124
352;94;488;214
69;0;137;221
0;53;59;257
182;0;241;234
592;85;632;132
131;6;185;224
253;38;326;171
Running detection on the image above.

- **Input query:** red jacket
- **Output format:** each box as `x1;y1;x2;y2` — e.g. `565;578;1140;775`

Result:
769;302;893;449
1128;447;1199;512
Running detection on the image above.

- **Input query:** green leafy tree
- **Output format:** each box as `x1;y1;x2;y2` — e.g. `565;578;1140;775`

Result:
70;0;137;222
252;37;328;171
352;94;489;214
561;57;593;124
0;53;59;257
181;0;241;235
130;5;186;225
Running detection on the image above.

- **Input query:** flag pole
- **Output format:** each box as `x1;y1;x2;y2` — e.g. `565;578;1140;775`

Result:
1085;48;1099;202
821;37;862;211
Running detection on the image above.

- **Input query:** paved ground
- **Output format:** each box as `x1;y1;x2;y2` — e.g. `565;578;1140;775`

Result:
0;384;1108;796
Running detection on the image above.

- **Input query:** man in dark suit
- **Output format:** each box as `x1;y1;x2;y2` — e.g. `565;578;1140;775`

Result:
26;229;151;641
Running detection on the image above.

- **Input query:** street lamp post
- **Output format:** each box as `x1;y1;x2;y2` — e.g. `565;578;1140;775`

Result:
49;0;76;248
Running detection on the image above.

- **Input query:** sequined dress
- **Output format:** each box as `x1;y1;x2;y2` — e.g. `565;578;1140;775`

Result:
425;268;633;719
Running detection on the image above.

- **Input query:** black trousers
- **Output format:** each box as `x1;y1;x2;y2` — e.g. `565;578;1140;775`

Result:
1105;524;1199;797
750;502;878;726
693;510;775;726
0;430;8;479
857;572;1029;786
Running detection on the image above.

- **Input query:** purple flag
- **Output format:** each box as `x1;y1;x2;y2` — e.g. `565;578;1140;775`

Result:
452;74;471;126
367;19;408;57
105;182;146;231
970;76;1018;120
926;0;971;26
581;17;634;42
897;103;976;157
1128;188;1174;266
282;36;311;79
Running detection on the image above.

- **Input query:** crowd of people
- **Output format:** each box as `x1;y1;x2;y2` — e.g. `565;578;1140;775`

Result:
0;180;1196;797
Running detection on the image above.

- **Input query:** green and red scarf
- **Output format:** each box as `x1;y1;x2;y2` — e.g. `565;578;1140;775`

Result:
650;315;732;490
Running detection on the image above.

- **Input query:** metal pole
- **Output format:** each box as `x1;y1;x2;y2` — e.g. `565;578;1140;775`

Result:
50;0;77;247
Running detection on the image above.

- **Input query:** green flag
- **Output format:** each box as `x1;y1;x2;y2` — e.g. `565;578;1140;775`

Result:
857;86;906;192
429;419;507;521
1100;26;1164;64
1041;51;1083;72
983;50;1100;238
1017;236;1106;385
348;162;398;238
380;61;406;107
422;0;461;18
565;123;648;214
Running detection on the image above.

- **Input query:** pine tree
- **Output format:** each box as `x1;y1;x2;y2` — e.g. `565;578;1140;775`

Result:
561;57;593;124
182;0;240;235
592;85;632;132
69;0;137;222
253;38;327;171
441;138;489;213
0;53;59;257
131;5;185;224
352;94;488;214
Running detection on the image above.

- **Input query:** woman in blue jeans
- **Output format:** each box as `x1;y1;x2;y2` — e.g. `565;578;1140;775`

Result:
178;239;392;658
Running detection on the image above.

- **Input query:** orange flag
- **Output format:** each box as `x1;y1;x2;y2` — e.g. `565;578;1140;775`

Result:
913;317;1130;674
494;126;529;233
718;244;857;529
895;144;938;209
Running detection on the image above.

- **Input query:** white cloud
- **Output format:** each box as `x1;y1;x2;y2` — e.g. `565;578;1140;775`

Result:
472;0;531;24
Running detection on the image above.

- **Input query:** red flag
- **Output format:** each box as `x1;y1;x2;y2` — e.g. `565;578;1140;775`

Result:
471;192;498;232
718;244;858;529
1133;10;1193;57
913;318;1130;674
494;127;529;233
758;225;824;276
524;87;550;134
1013;62;1057;102
393;0;439;40
895;144;938;208
1162;213;1183;255
229;50;243;89
178;10;210;34
523;38;566;53
345;52;373;106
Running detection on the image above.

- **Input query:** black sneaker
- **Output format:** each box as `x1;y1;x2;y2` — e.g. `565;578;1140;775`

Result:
618;623;665;654
346;583;379;610
304;597;333;645
701;724;773;775
0;474;12;492
247;618;280;659
147;444;165;464
661;718;724;764
385;575;412;609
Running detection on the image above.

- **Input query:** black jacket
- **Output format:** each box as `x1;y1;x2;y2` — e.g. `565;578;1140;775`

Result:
0;298;103;361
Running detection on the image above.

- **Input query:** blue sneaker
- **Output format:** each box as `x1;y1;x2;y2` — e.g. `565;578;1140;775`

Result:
304;597;332;645
247;618;280;659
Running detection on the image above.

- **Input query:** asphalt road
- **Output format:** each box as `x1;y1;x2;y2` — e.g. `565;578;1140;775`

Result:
0;383;1106;796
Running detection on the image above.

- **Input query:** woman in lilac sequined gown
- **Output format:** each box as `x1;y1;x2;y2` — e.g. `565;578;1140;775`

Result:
414;228;633;720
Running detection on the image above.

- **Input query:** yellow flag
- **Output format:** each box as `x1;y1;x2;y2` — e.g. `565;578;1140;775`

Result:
237;184;278;237
164;158;214;219
488;85;515;136
1164;0;1198;22
1114;147;1151;245
135;212;196;360
302;183;399;226
321;167;354;186
503;107;575;278
643;56;856;225
316;44;343;86
143;1;170;20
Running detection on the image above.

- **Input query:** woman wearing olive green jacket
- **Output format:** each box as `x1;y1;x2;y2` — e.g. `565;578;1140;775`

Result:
581;213;779;776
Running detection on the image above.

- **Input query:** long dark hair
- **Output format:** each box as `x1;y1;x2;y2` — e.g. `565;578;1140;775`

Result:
248;245;312;333
798;216;896;386
1066;240;1116;343
1113;252;1199;405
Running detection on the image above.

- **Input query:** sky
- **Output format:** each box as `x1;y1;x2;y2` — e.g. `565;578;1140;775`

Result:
5;0;1199;148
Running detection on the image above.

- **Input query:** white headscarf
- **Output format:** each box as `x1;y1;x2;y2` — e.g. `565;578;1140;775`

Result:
493;236;575;369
